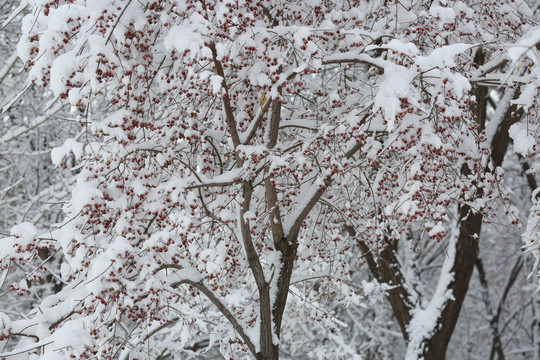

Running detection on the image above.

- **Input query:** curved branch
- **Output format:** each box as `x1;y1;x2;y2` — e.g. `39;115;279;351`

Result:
353;227;417;341
171;279;261;359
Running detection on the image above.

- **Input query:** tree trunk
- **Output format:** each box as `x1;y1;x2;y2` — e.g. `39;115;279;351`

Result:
357;48;525;359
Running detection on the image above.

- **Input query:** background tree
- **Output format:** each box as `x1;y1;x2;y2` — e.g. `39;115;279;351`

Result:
338;1;540;358
0;0;77;337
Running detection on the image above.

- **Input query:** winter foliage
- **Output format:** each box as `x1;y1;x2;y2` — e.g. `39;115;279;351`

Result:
0;0;539;359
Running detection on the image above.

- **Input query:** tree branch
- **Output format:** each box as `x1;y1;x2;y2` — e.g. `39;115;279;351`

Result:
238;180;275;358
475;255;506;360
357;235;417;341
209;43;241;150
171;279;261;359
322;53;387;71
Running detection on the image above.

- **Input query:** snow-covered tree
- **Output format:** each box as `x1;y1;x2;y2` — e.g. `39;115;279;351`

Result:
0;0;78;336
0;0;539;359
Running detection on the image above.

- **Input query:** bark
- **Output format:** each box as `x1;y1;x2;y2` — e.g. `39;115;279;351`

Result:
240;181;278;360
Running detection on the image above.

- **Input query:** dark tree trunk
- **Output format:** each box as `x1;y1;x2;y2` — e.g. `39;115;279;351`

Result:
358;47;524;359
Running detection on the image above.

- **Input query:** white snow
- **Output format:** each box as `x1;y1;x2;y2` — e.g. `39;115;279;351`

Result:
374;66;415;131
429;4;456;22
508;28;540;64
416;44;472;70
405;228;458;359
510;82;538;111
509;122;537;156
10;222;38;241
51;138;84;166
68;170;103;213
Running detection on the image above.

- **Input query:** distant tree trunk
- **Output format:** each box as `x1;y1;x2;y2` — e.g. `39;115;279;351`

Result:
358;48;525;359
475;255;505;360
418;80;522;359
534;293;540;360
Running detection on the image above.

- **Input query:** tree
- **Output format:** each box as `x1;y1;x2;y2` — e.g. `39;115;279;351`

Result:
0;0;538;359
0;0;77;338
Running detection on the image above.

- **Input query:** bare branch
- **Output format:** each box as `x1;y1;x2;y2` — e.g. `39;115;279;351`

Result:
476;255;506;360
353;229;417;341
209;43;241;150
171;278;261;359
323;53;387;71
0;52;17;86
